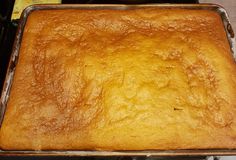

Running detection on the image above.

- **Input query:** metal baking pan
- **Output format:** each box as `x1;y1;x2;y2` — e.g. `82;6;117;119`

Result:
0;4;235;156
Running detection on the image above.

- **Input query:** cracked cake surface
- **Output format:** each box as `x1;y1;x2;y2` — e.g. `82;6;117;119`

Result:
1;8;236;150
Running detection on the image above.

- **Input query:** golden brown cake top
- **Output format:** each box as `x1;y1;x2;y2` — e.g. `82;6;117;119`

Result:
1;8;236;150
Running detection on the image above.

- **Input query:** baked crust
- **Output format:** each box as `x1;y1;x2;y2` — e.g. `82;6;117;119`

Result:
1;8;236;150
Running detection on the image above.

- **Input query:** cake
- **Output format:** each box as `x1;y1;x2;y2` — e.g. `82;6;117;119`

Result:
1;8;236;150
